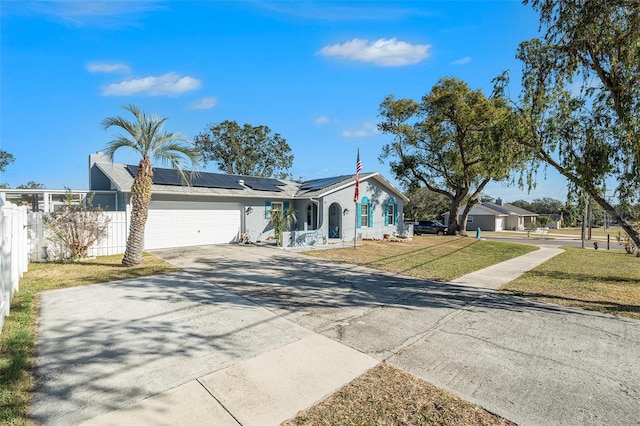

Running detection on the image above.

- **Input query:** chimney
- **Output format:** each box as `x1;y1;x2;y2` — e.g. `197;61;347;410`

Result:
496;198;503;206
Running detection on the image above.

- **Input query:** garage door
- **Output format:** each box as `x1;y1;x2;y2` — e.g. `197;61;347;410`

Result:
145;201;241;250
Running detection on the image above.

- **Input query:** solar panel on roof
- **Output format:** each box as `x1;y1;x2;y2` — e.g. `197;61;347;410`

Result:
126;165;245;189
240;176;285;192
300;175;352;191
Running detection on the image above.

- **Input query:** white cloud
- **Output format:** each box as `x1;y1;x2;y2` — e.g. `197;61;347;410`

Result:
451;56;471;65
315;116;330;125
86;62;130;73
189;97;217;110
101;73;202;96
319;38;431;67
342;122;378;138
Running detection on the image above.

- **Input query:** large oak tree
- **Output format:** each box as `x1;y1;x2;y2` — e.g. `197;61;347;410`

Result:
194;120;293;179
379;77;526;234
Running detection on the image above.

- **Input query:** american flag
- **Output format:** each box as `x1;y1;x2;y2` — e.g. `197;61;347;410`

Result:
354;149;362;203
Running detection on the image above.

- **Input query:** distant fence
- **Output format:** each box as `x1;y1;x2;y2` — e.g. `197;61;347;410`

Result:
1;200;29;332
28;211;128;262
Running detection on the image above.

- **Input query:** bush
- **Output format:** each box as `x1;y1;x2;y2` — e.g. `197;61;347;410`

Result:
43;192;110;260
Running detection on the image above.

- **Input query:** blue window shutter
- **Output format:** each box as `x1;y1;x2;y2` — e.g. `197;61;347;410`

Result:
356;203;362;228
394;203;399;225
384;204;389;226
369;203;373;227
265;201;271;219
283;201;290;214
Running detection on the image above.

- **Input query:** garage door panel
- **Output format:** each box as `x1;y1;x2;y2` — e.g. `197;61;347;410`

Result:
145;201;241;250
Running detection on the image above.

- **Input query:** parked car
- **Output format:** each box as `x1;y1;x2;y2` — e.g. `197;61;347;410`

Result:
414;220;448;236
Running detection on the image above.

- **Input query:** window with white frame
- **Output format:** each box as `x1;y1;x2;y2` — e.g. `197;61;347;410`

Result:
271;202;283;217
386;203;395;225
361;202;370;227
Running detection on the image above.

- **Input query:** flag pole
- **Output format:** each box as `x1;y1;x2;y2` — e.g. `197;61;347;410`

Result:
354;197;357;249
353;148;361;250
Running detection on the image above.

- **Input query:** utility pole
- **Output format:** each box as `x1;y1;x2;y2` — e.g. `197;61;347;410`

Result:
587;197;592;241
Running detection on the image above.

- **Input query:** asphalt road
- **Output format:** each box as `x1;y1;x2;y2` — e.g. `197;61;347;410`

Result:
482;234;627;249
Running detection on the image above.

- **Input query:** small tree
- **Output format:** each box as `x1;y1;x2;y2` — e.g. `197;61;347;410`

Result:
17;181;45;189
0;150;14;172
44;192;111;260
270;206;297;247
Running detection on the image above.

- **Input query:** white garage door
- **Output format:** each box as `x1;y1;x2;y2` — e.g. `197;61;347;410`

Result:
145;201;241;250
495;217;504;231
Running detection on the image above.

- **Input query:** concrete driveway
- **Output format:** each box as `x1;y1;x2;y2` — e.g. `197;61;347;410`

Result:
32;244;639;425
152;244;640;426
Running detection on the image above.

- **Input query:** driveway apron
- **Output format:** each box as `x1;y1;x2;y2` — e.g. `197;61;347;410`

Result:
31;271;313;425
154;244;640;426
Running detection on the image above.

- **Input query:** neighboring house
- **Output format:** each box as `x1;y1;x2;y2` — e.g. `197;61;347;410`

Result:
89;152;409;250
443;198;538;232
547;214;563;229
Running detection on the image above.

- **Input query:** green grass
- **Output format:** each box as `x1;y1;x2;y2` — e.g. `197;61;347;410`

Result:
501;247;640;319
306;236;538;282
0;253;176;425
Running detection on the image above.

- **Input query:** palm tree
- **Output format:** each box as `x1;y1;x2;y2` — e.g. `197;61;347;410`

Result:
102;104;200;266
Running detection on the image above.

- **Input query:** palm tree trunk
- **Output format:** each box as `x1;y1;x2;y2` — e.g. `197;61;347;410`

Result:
122;157;153;266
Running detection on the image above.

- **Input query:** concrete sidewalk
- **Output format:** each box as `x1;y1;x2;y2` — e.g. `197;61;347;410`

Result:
82;334;377;426
451;245;564;289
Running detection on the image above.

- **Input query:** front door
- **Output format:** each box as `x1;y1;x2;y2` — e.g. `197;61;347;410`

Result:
306;203;318;230
328;202;341;238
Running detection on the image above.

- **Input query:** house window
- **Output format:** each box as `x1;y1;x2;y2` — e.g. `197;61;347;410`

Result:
357;196;372;229
271;202;283;216
467;216;473;223
265;201;284;219
386;198;396;226
361;203;370;227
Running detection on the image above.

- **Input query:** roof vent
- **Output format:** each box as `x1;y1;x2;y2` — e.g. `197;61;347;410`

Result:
238;179;245;185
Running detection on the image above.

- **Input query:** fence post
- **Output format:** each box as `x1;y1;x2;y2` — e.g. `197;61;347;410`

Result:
1;200;12;324
0;198;6;329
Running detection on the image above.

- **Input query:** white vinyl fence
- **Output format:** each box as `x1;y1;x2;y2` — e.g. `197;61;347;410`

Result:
1;200;29;332
28;211;128;262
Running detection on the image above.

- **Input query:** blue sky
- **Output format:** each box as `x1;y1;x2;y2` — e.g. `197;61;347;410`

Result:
1;0;568;202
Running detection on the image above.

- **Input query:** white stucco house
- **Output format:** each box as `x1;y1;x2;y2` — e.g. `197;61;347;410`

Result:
89;152;409;250
443;198;538;232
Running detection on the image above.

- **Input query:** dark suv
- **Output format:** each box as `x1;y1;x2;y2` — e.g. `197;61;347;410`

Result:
414;220;448;236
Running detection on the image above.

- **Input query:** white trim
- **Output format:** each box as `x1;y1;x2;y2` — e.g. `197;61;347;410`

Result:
314;173;409;203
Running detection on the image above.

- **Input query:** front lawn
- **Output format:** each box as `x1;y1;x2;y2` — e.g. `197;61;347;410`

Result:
305;236;538;282
501;247;640;319
0;253;176;425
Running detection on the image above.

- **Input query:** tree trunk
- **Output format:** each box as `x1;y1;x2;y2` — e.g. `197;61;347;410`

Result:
122;157;153;266
537;150;640;253
446;190;467;235
588;188;640;255
459;179;490;236
459;200;478;236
